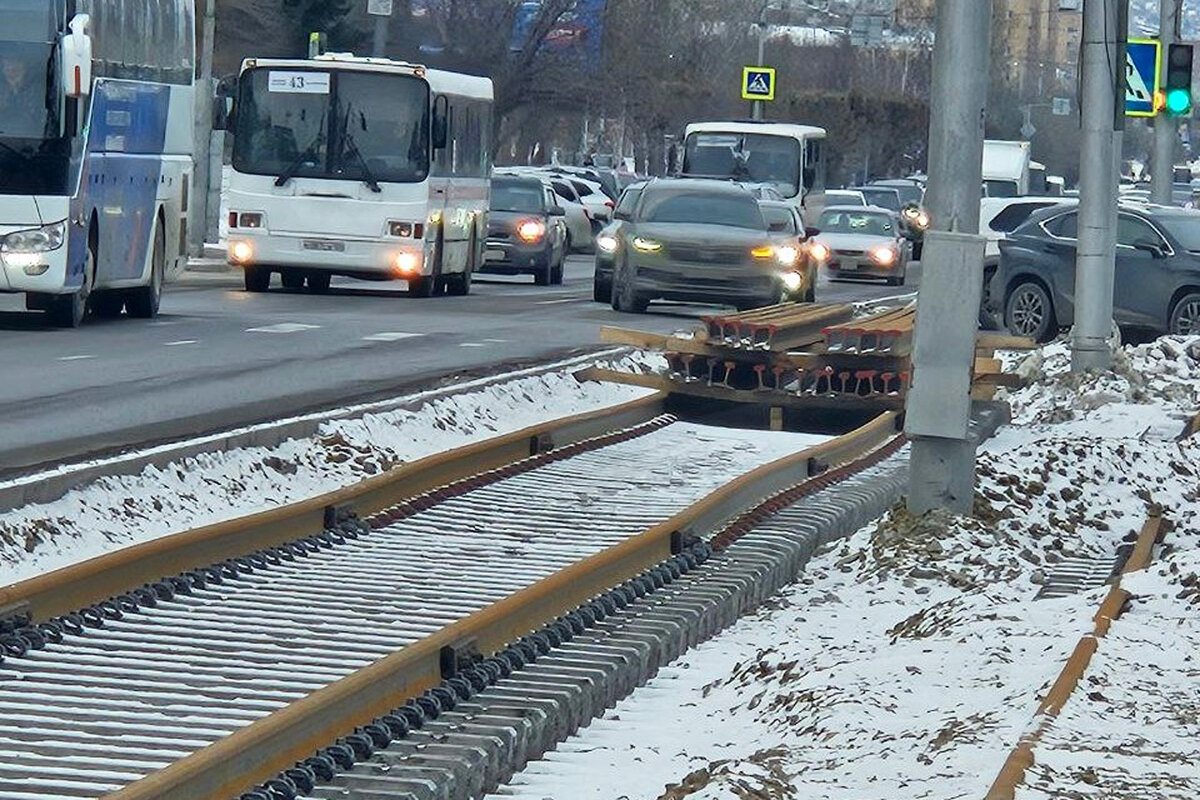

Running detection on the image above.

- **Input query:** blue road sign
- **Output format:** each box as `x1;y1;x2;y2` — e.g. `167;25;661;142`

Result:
742;67;776;101
1126;38;1161;117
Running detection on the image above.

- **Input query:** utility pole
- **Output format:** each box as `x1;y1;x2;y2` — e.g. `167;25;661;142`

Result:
189;0;217;257
1071;0;1125;372
369;0;393;57
1151;0;1180;204
904;0;991;516
753;4;768;120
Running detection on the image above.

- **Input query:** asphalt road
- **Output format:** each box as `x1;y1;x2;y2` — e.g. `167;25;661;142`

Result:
0;256;919;474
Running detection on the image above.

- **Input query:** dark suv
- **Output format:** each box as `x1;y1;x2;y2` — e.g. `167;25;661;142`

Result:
989;203;1200;340
482;176;568;286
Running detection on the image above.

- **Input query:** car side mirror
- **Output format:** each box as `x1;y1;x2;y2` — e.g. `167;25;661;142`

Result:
803;226;821;239
1133;241;1166;258
613;210;632;221
60;13;93;99
549;206;566;217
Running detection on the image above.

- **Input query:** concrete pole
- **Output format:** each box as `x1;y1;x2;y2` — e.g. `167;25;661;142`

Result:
1070;0;1123;373
373;13;389;58
189;0;216;257
904;0;991;516
1151;0;1179;203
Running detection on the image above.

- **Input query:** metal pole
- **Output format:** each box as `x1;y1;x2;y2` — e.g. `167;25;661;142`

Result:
1071;0;1123;373
903;0;991;515
189;0;216;257
1151;0;1179;203
752;8;766;121
372;13;388;57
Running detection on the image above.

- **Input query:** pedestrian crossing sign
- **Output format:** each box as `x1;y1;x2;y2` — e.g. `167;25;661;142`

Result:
1125;38;1161;117
742;67;776;101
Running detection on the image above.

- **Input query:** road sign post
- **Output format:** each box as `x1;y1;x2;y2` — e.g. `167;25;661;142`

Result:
1153;0;1180;204
743;66;775;120
368;0;393;57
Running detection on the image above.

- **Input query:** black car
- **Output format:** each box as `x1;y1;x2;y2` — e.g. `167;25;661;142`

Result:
990;203;1200;340
482;176;569;286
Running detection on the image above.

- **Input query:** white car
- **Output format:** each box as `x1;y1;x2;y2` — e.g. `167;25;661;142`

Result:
547;178;599;253
825;189;868;206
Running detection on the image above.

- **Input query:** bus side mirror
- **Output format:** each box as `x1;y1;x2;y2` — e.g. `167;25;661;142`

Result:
432;96;449;150
212;76;237;131
60;14;93;99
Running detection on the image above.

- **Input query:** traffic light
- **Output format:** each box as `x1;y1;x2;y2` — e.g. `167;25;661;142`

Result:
1165;43;1194;117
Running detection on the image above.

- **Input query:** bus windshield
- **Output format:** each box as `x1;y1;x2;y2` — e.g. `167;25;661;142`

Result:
232;69;431;184
0;41;54;140
682;133;801;198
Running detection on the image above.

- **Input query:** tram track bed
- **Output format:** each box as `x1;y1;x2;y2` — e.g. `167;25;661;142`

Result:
0;413;869;799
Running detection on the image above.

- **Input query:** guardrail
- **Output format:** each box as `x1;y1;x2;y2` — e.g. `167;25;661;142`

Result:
107;411;903;800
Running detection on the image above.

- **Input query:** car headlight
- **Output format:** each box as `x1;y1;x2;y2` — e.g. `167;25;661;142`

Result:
517;220;546;243
808;242;831;262
631;236;662;253
596;234;619;253
776;245;800;267
870;245;897;265
2;221;66;254
781;271;803;291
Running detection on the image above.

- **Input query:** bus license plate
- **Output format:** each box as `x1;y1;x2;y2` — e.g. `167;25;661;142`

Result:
484;248;506;261
303;240;345;252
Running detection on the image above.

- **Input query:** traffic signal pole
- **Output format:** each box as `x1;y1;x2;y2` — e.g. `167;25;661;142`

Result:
1071;0;1125;373
904;0;991;515
1151;0;1179;205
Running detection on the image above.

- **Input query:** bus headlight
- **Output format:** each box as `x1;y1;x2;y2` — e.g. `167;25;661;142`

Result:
394;251;422;275
2;221;66;254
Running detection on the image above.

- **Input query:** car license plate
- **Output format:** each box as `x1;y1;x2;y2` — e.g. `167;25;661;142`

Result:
302;239;345;252
484;248;506;261
840;262;858;271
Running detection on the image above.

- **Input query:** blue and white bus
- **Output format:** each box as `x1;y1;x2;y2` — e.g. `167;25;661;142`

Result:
0;0;195;327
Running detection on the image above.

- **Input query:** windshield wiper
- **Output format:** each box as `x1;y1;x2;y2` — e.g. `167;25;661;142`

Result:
274;110;328;188
340;130;382;193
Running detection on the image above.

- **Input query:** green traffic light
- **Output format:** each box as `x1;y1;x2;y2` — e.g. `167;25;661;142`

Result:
1166;88;1192;115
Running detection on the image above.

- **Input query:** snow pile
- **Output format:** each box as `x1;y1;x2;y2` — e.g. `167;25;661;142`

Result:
0;354;660;587
490;336;1200;800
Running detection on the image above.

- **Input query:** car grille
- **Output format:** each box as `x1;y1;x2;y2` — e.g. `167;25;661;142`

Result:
487;226;511;240
835;248;865;257
666;244;747;264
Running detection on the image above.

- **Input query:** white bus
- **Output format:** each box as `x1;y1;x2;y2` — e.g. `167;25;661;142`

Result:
0;0;195;327
224;54;493;297
681;121;827;221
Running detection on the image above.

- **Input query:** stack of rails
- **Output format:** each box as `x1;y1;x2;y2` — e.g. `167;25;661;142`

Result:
590;303;1032;409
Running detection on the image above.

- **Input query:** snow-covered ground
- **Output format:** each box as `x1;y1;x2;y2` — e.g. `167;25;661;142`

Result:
488;337;1200;800
0;353;660;587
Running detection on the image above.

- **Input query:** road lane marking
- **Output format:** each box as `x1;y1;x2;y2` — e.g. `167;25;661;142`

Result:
534;297;589;305
58;355;96;362
362;332;424;342
245;323;321;334
164;340;198;347
459;342;488;348
482;338;508;343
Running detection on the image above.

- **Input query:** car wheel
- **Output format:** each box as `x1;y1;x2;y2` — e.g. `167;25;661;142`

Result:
281;269;305;290
550;258;564;285
244;266;271;293
1169;291;1200;335
1005;280;1056;342
611;260;648;313
305;271;332;293
534;261;552;286
590;273;609;302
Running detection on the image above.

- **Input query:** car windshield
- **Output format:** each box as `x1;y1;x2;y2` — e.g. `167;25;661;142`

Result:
858;189;901;211
491;182;545;213
641;191;765;229
1156;213;1200;252
232;68;430;184
0;41;54;140
682;133;801;198
874;182;922;205
818;210;895;236
762;206;796;233
827;192;864;206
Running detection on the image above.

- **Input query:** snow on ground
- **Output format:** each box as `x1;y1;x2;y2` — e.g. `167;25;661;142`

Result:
488;336;1200;800
0;353;662;586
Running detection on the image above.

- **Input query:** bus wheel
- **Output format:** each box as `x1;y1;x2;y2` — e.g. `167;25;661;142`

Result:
49;236;95;328
244;266;271;293
90;292;125;318
408;233;443;298
127;217;165;318
306;271;332;293
446;234;476;296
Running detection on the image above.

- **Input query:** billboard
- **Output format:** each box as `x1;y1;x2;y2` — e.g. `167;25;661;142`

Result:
510;0;607;67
